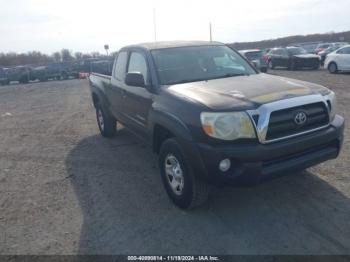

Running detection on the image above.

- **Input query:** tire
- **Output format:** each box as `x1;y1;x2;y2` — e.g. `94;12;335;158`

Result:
159;138;209;209
260;67;267;73
95;104;116;137
268;60;274;69
289;61;296;71
328;62;338;74
61;71;69;80
19;76;29;84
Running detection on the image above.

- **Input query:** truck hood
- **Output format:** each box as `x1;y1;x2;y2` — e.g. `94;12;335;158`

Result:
164;73;329;111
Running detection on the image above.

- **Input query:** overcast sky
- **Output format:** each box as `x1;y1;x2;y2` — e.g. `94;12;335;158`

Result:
0;0;349;54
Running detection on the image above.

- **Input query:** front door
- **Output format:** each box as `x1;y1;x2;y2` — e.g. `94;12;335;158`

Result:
337;47;350;70
109;51;129;122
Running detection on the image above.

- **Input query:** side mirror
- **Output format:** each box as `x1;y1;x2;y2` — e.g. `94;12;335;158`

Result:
125;72;145;87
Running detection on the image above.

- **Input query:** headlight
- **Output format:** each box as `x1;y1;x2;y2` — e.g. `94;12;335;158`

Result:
200;112;256;140
326;91;337;121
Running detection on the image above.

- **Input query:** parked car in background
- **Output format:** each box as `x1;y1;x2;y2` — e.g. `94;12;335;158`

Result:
6;66;32;84
291;42;322;54
319;46;340;65
239;49;268;72
31;62;73;81
266;47;320;70
314;43;332;54
90;60;114;75
324;45;350;73
0;67;9;85
317;43;348;64
77;58;100;73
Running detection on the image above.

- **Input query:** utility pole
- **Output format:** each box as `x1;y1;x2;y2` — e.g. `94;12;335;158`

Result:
153;8;157;42
209;22;212;41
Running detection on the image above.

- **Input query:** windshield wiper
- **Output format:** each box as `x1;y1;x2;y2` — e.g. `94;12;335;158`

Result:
167;73;249;85
211;73;250;80
168;78;207;85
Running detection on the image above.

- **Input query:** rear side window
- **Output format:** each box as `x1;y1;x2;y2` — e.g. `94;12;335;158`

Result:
338;47;350;54
275;49;288;56
127;52;149;83
114;51;128;81
245;51;262;60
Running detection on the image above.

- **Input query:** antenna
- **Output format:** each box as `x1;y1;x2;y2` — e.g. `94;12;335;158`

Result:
153;8;157;42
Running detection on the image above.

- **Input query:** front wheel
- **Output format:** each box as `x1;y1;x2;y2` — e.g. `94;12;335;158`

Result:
19;76;29;84
61;72;69;80
159;138;209;209
328;62;338;74
96;104;116;137
260;67;267;73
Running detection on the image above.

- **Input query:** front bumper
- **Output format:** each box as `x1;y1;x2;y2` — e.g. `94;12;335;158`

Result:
190;115;344;185
293;57;320;68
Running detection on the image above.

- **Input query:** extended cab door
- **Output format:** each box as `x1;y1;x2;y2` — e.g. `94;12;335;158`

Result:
122;50;153;138
109;51;129;121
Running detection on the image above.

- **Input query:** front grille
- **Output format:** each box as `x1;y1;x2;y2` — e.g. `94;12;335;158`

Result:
295;58;319;68
266;102;329;141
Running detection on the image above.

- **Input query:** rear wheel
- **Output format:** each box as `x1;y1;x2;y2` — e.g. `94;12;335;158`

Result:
289;61;296;70
96;104;116;137
159;138;209;209
61;71;69;80
19;76;29;84
328;62;338;74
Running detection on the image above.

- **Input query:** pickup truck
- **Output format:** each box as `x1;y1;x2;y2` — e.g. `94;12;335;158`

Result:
89;41;344;209
6;66;32;84
31;62;75;82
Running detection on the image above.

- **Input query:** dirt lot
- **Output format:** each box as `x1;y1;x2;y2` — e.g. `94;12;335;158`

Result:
0;69;349;255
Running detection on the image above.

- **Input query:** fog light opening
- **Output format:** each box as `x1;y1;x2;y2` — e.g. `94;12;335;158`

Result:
219;159;231;172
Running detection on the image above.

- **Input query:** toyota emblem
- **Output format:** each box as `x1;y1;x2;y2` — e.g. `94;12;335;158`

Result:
294;111;307;125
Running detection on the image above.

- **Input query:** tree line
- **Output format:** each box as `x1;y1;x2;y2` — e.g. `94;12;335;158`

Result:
0;49;117;67
228;30;350;50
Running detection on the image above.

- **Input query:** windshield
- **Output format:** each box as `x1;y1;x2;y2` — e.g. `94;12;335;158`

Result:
288;47;308;55
151;45;257;85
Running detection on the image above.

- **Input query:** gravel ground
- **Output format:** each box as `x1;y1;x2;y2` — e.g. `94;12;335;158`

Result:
0;69;349;255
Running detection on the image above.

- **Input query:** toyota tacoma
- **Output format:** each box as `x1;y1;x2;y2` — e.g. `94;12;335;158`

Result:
89;41;344;209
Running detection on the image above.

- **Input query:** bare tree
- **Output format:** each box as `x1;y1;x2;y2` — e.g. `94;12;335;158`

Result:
53;52;62;62
91;52;101;58
74;52;83;60
61;49;74;62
